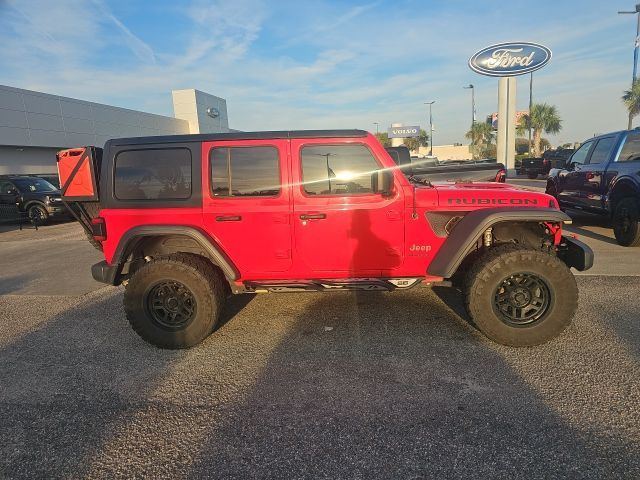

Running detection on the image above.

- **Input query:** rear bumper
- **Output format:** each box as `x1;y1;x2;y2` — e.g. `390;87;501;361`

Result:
91;261;119;285
558;236;594;271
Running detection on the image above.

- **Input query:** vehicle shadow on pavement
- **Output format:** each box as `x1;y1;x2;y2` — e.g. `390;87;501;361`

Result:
0;273;36;295
1;286;638;478
182;289;638;479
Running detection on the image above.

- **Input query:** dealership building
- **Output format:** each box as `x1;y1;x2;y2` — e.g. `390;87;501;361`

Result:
0;85;232;175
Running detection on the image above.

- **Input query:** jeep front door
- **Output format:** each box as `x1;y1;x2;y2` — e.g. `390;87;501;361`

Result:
290;140;405;276
202;140;292;276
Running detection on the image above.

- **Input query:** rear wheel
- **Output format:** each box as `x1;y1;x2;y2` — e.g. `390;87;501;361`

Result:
124;253;225;349
464;245;577;346
527;171;538;179
613;197;640;247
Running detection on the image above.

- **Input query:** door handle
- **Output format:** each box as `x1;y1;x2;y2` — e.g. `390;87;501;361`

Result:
216;215;242;222
299;213;326;220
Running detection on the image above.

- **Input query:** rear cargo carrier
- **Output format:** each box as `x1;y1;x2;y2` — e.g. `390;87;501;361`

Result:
56;147;103;244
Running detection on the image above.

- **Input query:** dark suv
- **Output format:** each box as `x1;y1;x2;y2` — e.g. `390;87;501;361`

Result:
0;175;68;224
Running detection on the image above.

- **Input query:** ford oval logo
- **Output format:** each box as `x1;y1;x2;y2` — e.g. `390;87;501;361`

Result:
469;42;552;77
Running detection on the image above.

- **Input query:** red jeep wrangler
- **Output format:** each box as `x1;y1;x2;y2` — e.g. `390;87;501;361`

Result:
57;130;593;349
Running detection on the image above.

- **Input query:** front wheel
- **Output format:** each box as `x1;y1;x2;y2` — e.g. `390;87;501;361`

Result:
464;245;578;346
124;253;226;349
28;204;49;225
613;197;640;247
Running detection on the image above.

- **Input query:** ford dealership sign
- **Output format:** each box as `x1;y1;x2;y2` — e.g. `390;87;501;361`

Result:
469;42;551;77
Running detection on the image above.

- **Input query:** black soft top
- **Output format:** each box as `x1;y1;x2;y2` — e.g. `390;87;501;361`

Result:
107;129;368;147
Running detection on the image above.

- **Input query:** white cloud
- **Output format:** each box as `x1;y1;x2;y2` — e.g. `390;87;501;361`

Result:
0;0;635;146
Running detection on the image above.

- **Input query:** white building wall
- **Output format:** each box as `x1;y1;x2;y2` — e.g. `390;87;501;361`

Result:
0;85;190;155
172;89;229;134
0;85;219;175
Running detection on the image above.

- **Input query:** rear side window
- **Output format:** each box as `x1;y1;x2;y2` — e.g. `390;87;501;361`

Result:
301;144;380;195
617;132;640;162
588;137;615;164
210;146;280;197
114;148;192;200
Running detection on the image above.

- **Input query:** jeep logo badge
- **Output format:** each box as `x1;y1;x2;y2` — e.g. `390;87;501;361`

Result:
469;42;551;77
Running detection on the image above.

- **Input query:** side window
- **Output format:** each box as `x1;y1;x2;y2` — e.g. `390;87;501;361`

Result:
301;144;380;195
0;181;15;194
588;137;615;164
210;146;280;197
617;132;640;162
569;141;592;166
114;148;191;200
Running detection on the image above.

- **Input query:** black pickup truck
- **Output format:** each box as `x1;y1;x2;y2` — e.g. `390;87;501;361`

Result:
518;148;575;179
385;146;506;183
546;129;640;246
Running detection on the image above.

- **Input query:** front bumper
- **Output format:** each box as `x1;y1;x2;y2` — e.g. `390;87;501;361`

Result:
558;236;594;271
46;203;70;216
91;261;119;285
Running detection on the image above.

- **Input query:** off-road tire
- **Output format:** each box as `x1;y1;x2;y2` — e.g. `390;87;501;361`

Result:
613;197;640;247
27;203;49;226
527;171;538;180
124;253;226;349
464;244;578;346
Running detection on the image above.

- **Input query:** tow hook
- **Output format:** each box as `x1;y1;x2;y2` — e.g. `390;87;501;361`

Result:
483;227;493;247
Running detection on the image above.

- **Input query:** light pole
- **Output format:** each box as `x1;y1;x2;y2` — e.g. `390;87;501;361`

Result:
425;101;435;156
463;84;475;126
373;122;379;134
619;3;640;129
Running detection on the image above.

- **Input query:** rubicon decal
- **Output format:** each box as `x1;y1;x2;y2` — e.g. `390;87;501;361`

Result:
448;198;538;205
469;42;551;77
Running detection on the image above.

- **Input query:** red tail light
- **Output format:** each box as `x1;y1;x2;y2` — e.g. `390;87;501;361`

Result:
91;217;107;241
495;169;506;183
543;159;550;166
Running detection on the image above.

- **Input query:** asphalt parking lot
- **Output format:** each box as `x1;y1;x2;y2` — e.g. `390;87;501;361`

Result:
1;204;639;478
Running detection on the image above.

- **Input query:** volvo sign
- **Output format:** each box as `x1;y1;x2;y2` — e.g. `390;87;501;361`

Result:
469;42;551;77
388;125;421;138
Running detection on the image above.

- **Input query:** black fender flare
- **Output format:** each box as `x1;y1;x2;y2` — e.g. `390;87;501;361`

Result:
427;208;571;278
111;225;240;282
22;200;46;213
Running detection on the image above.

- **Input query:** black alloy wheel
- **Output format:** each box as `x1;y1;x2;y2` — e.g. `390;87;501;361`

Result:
28;204;48;225
145;280;197;330
493;273;551;327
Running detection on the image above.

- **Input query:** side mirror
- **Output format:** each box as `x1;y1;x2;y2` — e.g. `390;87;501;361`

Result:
372;170;393;196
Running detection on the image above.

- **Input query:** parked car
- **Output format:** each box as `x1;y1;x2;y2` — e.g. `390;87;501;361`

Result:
34;173;61;188
517;148;576;179
546;129;640;246
386;146;506;183
0;175;68;224
57;130;591;349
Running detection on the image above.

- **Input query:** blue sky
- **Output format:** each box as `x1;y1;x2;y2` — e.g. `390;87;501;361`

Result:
0;0;636;145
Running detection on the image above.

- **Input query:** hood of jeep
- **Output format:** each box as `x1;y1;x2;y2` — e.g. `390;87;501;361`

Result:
432;182;555;209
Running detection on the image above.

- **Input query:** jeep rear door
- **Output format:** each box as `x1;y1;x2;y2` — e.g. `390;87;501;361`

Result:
290;138;405;276
202;139;292;276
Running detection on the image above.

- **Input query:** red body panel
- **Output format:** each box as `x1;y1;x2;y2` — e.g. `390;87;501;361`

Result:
97;133;561;283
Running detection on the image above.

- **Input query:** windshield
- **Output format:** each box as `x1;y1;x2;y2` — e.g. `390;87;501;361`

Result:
13;177;57;193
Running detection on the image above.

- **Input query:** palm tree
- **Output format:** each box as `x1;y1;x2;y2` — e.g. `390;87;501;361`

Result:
403;129;430;153
622;79;640;130
465;122;493;159
522;103;562;157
